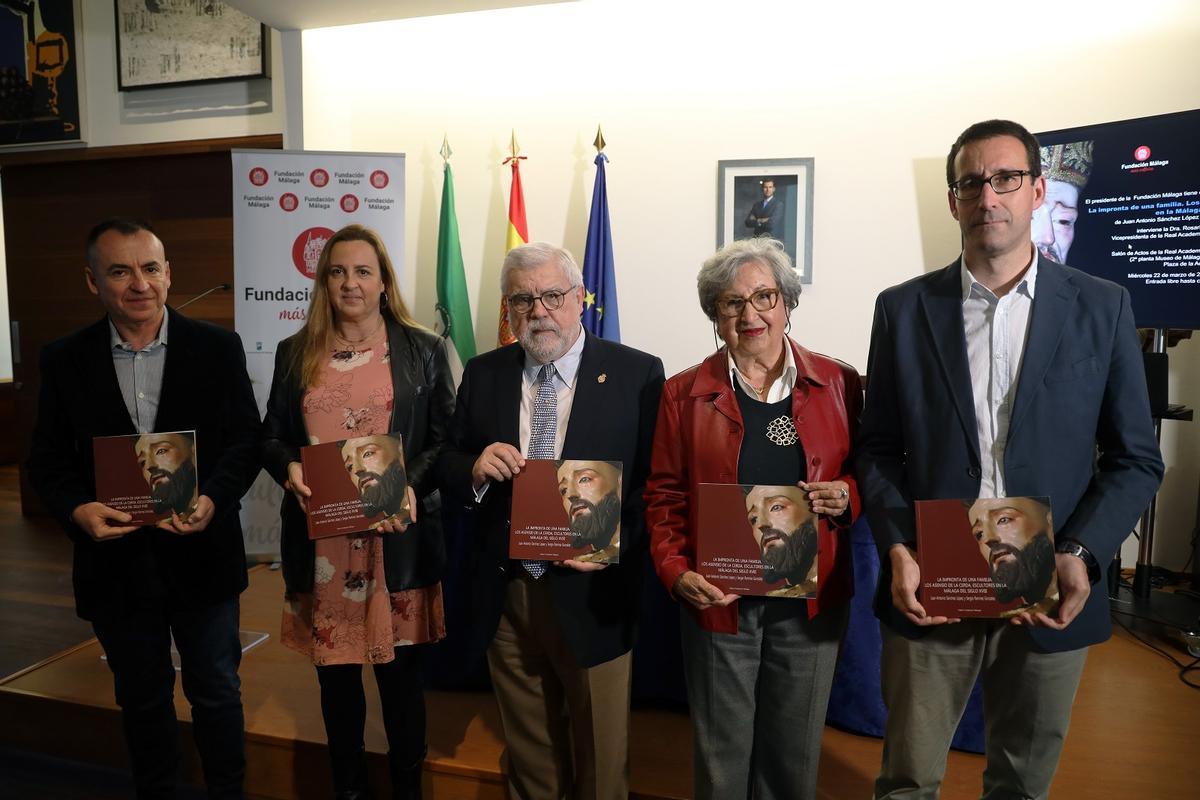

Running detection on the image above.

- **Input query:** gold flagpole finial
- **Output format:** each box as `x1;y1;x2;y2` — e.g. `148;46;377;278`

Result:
439;134;452;163
593;125;606;154
509;129;521;160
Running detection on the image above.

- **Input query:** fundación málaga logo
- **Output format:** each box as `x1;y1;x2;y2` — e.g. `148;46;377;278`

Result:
340;194;359;212
1134;145;1152;162
370;170;389;189
310;168;330;188
292;227;335;279
249;167;268;187
279;193;299;212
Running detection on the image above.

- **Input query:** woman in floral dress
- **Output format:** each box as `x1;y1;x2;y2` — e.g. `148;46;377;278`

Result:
263;224;455;799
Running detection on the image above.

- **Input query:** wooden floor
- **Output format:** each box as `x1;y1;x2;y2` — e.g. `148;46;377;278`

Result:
2;463;1198;798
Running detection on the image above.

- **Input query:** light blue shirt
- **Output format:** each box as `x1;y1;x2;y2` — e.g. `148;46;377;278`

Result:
110;311;169;434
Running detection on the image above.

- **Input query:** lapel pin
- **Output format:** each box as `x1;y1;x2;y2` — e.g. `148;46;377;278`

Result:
597;373;607;384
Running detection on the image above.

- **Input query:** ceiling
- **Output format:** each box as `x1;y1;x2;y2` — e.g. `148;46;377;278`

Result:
223;0;568;31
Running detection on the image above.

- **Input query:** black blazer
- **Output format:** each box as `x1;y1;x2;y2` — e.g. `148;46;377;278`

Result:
27;309;263;622
437;331;665;668
262;317;456;595
856;257;1164;652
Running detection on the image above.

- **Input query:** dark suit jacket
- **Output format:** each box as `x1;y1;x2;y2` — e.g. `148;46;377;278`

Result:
745;195;785;238
27;309;263;622
261;317;456;595
437;332;665;668
856;257;1163;653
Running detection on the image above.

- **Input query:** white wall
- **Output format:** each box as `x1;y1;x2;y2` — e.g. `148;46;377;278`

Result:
299;0;1200;570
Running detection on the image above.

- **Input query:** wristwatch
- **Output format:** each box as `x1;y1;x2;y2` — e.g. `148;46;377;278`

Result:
1056;539;1101;585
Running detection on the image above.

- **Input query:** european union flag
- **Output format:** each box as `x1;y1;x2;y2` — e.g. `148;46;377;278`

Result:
581;153;620;341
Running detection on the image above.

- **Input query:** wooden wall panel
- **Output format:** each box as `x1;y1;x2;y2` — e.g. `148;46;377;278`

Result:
1;134;282;510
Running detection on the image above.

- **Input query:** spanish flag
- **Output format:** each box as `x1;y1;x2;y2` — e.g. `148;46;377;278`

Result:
498;134;528;346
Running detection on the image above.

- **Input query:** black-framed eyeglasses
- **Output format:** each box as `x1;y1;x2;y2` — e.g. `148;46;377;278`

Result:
717;288;779;317
949;170;1033;201
507;286;578;314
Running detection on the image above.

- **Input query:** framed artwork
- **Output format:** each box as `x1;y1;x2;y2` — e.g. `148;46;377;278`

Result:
115;0;267;91
717;157;815;284
0;0;83;147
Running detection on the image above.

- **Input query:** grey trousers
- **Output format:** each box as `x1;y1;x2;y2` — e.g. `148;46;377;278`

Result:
874;622;1088;800
680;598;846;800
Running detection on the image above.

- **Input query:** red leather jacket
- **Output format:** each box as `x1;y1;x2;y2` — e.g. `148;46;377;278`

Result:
646;339;862;633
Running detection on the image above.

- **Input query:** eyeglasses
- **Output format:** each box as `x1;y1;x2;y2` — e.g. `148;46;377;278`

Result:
507;286;578;314
716;288;779;317
949;170;1033;201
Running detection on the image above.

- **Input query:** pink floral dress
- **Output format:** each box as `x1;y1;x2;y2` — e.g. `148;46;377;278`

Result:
281;326;446;665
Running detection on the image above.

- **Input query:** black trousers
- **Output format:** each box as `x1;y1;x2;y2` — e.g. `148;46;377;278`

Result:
314;645;427;793
92;596;245;800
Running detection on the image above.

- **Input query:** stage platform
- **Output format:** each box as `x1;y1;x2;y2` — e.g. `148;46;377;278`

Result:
2;563;1198;798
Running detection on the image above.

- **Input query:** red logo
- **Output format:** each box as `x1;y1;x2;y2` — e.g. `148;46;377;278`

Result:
340;194;359;213
279;193;299;212
1134;145;1151;162
292;227;335;279
248;167;268;186
369;170;389;189
310;169;330;187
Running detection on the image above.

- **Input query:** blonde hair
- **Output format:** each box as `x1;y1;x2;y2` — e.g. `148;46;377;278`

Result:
289;224;422;389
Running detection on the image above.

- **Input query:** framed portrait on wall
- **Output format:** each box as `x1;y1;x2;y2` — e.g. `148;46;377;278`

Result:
717;158;814;284
0;0;84;147
114;0;267;91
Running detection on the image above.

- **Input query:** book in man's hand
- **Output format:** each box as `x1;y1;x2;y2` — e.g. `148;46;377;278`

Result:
300;432;410;540
93;430;199;525
696;483;818;598
915;496;1060;619
510;459;623;565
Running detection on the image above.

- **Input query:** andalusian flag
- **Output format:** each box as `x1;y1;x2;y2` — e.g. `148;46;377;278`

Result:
581;131;620;341
498;131;528;347
435;138;475;377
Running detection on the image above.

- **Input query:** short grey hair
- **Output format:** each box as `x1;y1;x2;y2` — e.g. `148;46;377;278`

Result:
500;242;584;294
696;238;801;321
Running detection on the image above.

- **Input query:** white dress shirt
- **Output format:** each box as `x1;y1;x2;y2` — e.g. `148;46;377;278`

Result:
961;254;1037;498
728;341;798;403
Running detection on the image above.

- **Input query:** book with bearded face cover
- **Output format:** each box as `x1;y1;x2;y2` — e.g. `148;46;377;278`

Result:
301;432;411;539
93;430;199;525
916;497;1060;618
697;483;819;598
510;459;624;564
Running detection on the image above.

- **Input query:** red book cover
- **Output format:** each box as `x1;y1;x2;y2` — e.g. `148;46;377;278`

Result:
301;432;411;539
93;430;199;525
509;459;623;564
916;497;1060;618
697;483;818;598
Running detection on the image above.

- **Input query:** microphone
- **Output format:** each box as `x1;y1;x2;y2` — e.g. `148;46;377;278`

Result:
178;283;232;310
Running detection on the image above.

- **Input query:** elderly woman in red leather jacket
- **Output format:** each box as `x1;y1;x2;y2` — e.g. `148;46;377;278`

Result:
645;237;862;800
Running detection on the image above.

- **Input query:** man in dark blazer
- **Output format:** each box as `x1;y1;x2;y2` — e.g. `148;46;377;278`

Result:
857;121;1163;800
744;177;784;238
28;218;262;799
438;242;664;800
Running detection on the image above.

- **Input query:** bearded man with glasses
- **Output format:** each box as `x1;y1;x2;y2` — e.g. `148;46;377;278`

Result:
438;242;664;800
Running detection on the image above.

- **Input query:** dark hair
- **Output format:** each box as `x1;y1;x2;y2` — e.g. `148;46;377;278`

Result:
86;218;157;268
945;120;1042;186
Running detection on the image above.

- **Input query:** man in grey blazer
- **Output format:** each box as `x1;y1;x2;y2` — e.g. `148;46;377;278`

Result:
857;120;1163;799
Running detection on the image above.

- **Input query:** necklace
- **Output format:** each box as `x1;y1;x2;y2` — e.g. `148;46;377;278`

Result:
332;317;384;347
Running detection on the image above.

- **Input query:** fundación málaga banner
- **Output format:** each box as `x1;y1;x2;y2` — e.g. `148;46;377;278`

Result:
231;149;406;555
